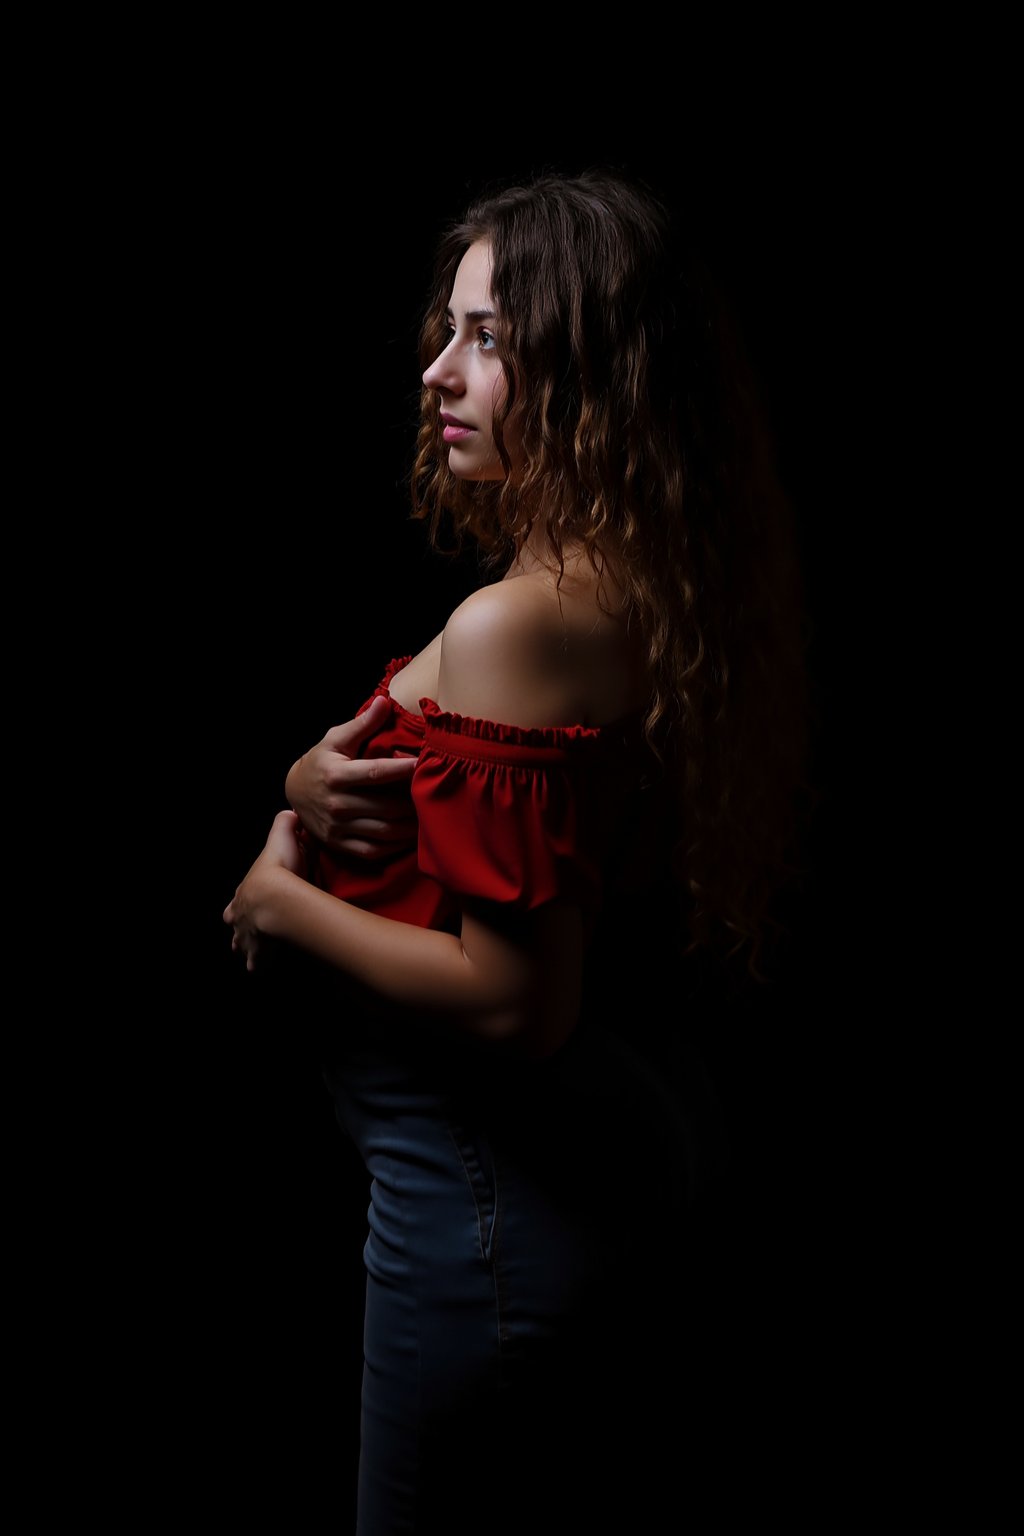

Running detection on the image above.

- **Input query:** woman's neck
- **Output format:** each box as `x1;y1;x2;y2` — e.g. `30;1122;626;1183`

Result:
504;529;593;581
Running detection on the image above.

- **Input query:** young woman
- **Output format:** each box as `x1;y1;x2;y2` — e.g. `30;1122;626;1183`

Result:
225;169;809;1533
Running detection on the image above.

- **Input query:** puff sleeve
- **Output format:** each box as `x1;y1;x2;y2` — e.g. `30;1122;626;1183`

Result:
410;700;623;921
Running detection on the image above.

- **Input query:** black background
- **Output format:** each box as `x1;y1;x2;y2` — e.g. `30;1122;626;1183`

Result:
137;103;910;1523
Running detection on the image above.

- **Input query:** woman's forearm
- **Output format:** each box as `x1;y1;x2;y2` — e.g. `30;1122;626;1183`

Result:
253;867;544;1040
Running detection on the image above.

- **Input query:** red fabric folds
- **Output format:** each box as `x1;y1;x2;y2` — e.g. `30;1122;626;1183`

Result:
412;699;607;916
303;658;641;931
302;659;457;932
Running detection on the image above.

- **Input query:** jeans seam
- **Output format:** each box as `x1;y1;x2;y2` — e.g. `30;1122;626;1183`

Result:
445;1121;497;1262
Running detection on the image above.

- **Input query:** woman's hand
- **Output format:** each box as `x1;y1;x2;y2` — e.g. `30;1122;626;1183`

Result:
223;809;306;971
286;695;417;858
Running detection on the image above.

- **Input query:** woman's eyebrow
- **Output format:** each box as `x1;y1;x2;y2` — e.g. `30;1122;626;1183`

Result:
446;306;497;323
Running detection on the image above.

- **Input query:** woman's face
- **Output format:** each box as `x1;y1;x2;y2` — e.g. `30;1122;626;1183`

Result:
422;239;512;482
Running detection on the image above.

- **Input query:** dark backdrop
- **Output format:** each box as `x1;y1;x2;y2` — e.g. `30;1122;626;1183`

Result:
151;123;889;1524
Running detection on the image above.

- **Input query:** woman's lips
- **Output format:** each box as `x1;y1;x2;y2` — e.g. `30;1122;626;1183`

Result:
441;415;474;443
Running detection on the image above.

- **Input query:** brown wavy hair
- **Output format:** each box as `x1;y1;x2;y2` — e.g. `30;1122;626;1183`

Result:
411;168;813;982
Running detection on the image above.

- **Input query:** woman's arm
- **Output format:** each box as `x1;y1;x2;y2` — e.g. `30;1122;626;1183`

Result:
224;811;583;1054
225;588;588;1054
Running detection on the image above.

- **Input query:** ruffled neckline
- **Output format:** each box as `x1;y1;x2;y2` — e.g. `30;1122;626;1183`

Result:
375;656;424;727
419;697;604;746
377;655;644;744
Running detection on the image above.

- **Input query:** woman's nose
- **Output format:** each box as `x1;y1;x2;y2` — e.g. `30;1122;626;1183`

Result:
422;342;462;394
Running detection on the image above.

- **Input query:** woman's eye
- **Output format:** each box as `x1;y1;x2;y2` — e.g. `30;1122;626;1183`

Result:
478;330;496;351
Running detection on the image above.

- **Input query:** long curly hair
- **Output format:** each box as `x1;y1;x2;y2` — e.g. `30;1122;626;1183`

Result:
411;168;813;982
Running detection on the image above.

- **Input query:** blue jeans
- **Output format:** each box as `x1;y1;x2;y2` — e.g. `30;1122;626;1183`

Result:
324;1015;701;1534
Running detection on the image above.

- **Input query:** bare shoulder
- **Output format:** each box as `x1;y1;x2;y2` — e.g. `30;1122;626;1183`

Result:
444;578;562;653
436;579;568;726
437;571;648;727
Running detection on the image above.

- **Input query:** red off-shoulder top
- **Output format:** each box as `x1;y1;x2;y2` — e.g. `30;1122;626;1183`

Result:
302;656;652;936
